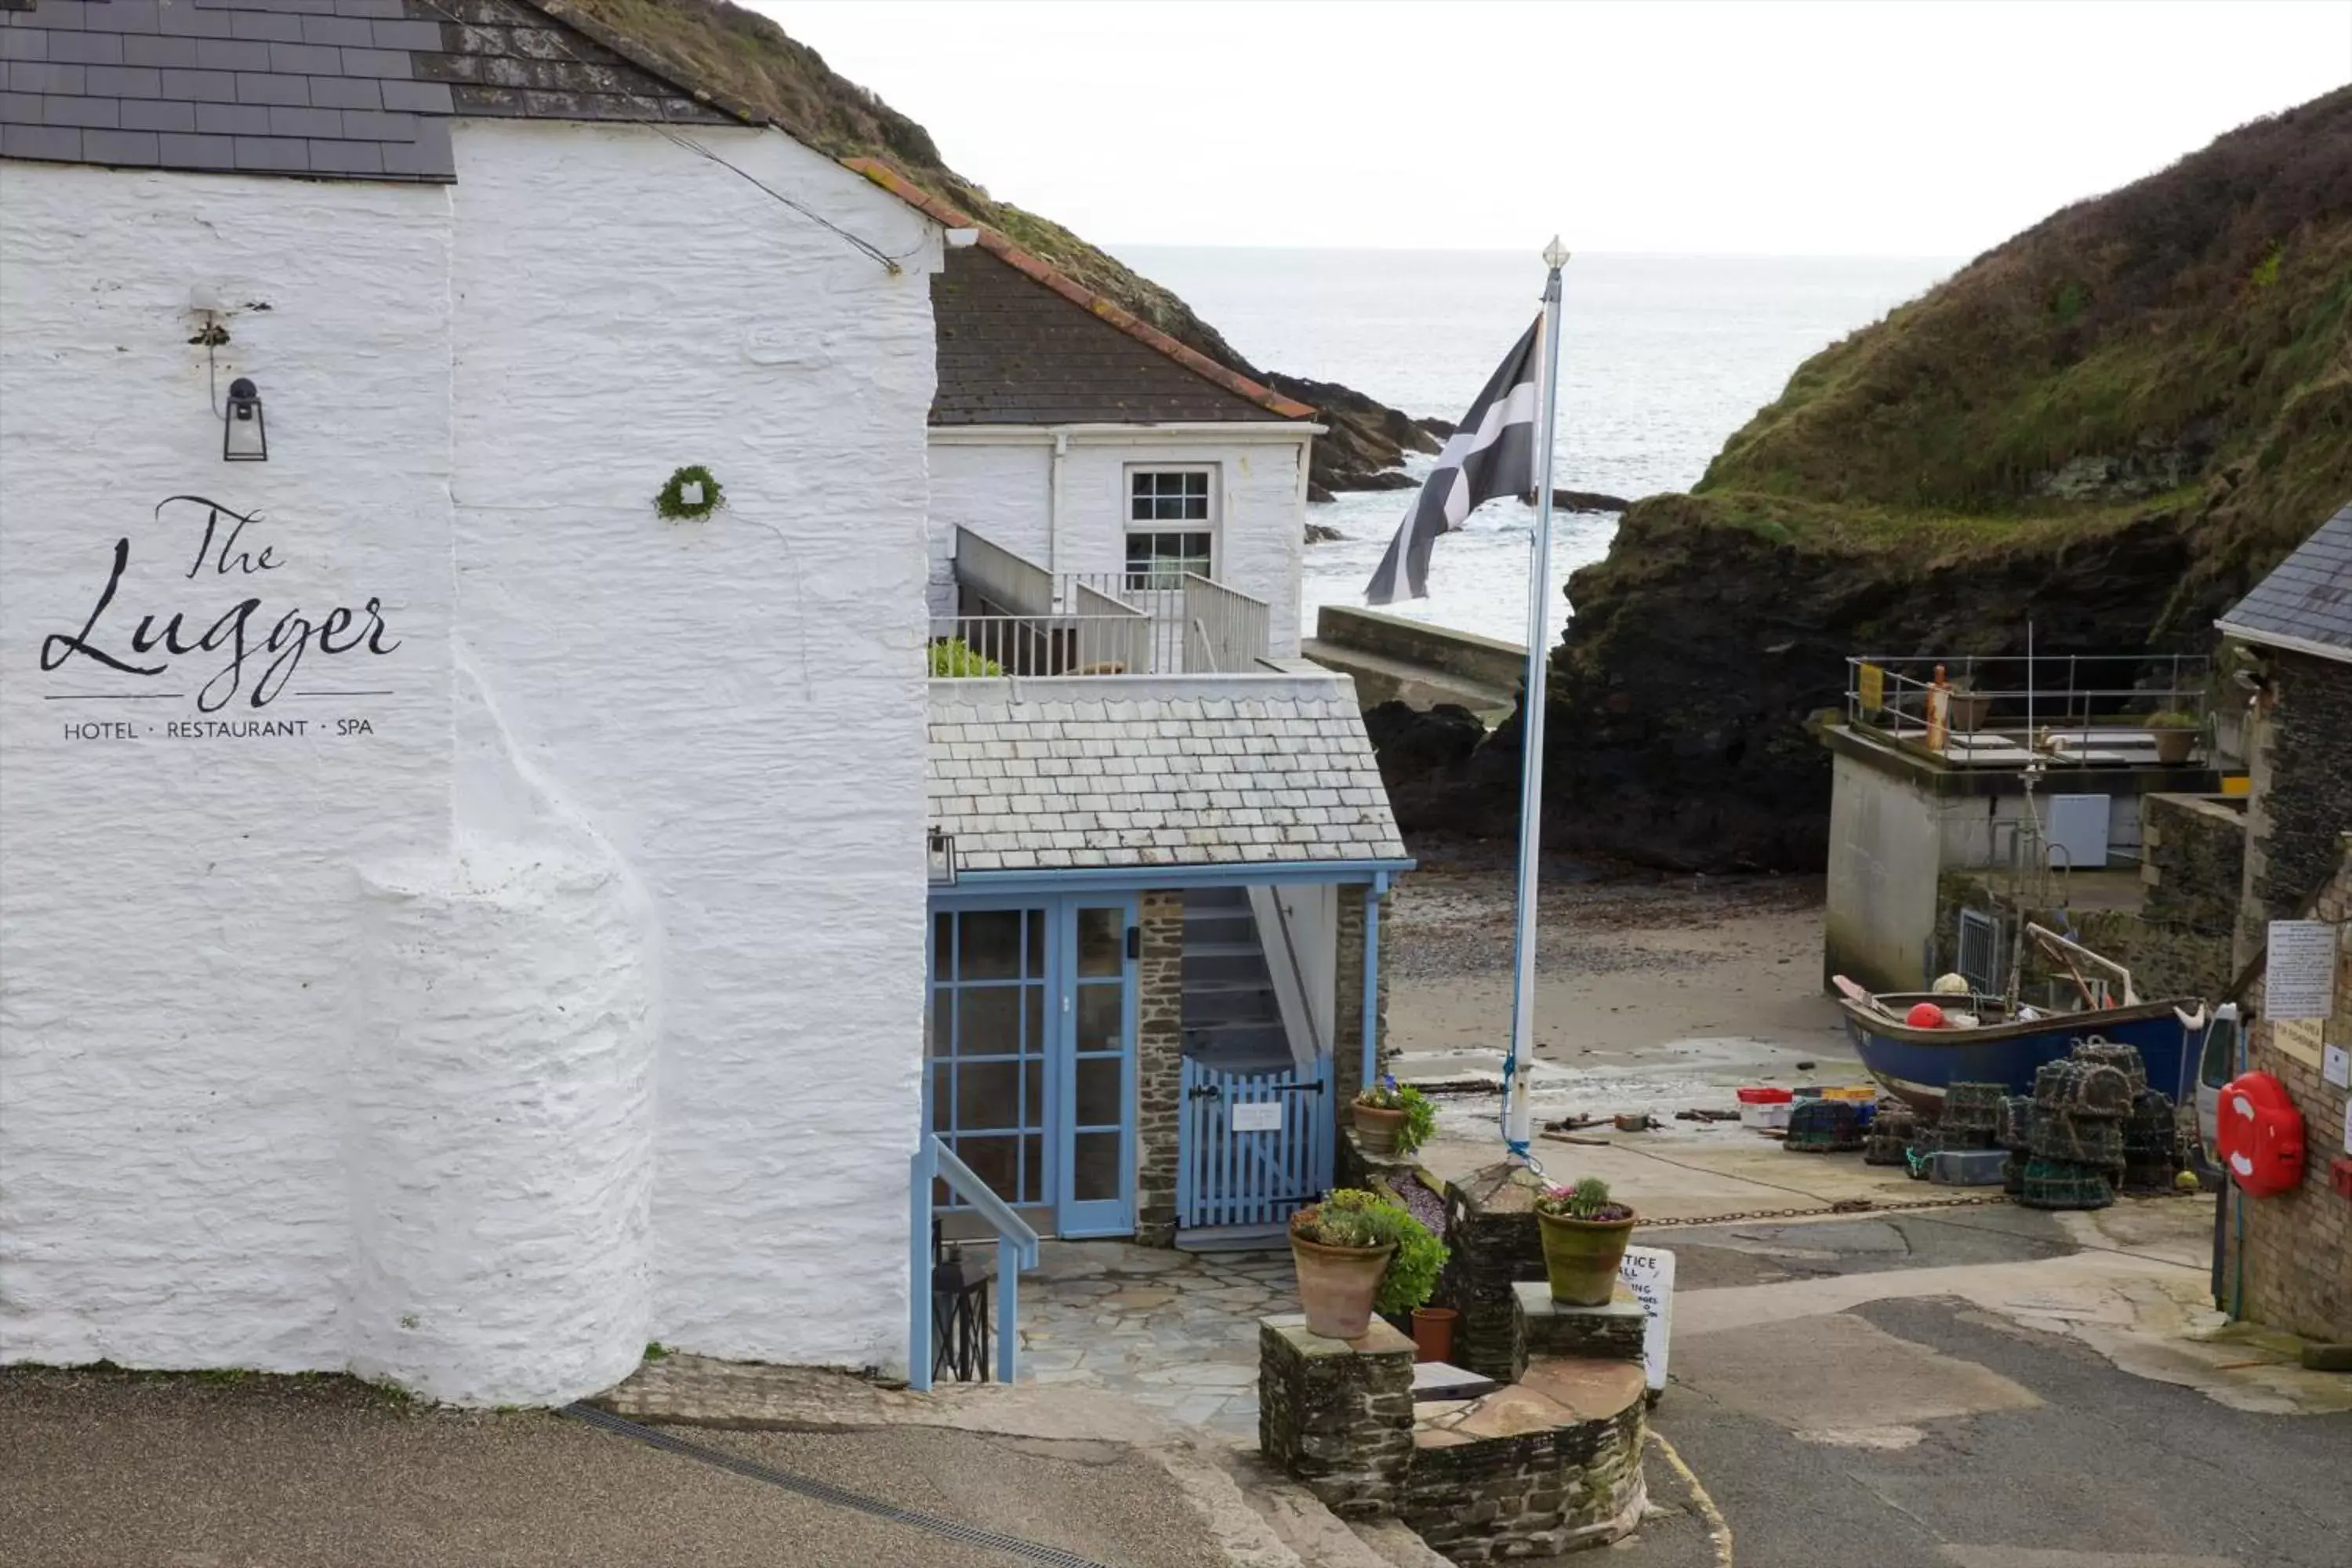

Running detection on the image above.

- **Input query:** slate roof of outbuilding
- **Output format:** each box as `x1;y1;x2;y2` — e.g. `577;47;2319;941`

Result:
0;0;738;182
2217;500;2352;662
847;157;1318;427
928;677;1407;874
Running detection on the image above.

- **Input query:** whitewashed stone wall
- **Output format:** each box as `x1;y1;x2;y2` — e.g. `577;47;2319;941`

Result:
927;430;1312;655
0;120;938;1403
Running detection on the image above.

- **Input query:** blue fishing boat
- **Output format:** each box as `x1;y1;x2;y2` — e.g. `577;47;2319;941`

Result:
1834;987;2202;1118
1834;924;2205;1117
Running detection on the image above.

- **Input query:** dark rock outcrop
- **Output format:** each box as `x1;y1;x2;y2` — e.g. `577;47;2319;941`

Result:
1361;702;1500;838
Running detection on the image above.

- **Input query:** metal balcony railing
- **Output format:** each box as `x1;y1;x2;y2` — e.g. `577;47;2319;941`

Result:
934;527;1271;679
1845;653;2213;766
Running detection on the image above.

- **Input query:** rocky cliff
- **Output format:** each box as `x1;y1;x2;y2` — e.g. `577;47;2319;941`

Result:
1432;86;2352;869
558;0;1438;489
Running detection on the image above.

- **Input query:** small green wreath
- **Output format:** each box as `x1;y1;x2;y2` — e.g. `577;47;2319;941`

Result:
655;464;724;521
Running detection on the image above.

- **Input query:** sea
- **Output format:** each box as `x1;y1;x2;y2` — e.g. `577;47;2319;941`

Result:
1112;248;1958;649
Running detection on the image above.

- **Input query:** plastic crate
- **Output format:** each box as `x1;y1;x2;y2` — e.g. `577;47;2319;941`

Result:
1929;1149;2010;1186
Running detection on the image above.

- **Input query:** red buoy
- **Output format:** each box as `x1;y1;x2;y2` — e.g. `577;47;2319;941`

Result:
1905;1002;1947;1029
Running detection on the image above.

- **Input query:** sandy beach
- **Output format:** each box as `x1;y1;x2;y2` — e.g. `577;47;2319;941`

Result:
1385;841;1862;1160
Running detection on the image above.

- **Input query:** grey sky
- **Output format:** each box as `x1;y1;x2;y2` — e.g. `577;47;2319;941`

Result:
755;0;2350;256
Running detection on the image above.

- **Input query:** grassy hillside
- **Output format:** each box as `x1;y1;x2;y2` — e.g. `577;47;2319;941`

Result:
1687;83;2352;629
556;0;1434;487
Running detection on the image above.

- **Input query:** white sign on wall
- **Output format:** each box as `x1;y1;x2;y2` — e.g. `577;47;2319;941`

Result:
1230;1101;1281;1133
1618;1244;1675;1394
2325;1043;2350;1091
2266;920;2336;1022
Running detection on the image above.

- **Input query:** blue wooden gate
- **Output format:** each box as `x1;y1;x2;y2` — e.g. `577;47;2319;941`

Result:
1177;1058;1334;1230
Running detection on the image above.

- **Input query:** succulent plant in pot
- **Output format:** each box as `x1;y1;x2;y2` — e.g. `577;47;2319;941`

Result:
1288;1187;1448;1340
1352;1076;1435;1158
1533;1177;1638;1306
2144;709;2199;764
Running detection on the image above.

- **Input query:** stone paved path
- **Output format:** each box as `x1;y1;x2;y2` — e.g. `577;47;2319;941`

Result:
1009;1240;1298;1435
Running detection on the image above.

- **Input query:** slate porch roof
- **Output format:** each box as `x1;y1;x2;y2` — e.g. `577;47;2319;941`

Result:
847;157;1318;429
928;676;1406;875
0;0;743;181
2216;500;2352;663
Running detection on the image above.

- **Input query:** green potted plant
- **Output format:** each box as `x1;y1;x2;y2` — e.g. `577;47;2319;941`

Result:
1288;1188;1448;1340
1352;1076;1435;1158
2144;710;2198;765
1533;1177;1638;1306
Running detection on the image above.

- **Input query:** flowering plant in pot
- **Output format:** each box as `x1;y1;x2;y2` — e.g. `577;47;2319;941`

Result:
1351;1076;1436;1158
1288;1188;1448;1340
1533;1177;1637;1306
2145;710;2199;765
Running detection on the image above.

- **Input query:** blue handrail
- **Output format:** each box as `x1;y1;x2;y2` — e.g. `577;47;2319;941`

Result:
909;1135;1040;1390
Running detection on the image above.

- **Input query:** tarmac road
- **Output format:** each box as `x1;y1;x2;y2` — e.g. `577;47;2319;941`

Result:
1606;1213;2352;1568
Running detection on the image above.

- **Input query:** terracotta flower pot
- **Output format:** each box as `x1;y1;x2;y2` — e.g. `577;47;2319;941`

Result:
2152;728;2196;764
1352;1102;1406;1156
1290;1232;1396;1340
1948;691;1991;732
1536;1209;1638;1306
1410;1305;1458;1363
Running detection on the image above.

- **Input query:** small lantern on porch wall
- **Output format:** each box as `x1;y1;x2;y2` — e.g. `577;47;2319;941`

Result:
223;376;267;462
927;827;958;887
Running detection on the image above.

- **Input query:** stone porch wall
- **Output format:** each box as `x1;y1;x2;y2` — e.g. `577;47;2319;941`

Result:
1134;889;1185;1246
1334;887;1394;1109
1398;1402;1646;1564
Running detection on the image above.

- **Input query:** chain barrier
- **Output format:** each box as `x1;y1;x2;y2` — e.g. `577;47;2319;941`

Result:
1641;1194;2013;1229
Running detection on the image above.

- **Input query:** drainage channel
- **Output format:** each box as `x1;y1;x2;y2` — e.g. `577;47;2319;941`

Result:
563;1403;1112;1568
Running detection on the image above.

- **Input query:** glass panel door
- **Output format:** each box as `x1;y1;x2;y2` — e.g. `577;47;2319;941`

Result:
1058;901;1135;1236
928;906;1051;1214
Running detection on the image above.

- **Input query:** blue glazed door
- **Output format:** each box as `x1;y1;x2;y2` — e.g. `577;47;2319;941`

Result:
1057;900;1136;1237
927;898;1136;1238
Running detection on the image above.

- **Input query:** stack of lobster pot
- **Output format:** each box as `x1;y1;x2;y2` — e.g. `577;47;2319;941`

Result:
1785;1097;1865;1152
2020;1050;2131;1210
1996;1094;2036;1196
1904;1083;2003;1181
1864;1100;1917;1166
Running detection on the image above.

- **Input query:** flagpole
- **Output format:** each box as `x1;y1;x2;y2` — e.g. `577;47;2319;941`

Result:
1502;238;1569;1163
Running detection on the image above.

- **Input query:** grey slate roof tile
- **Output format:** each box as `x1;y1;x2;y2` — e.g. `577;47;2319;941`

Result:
297;13;372;46
0;27;46;59
85;64;161;93
8;59;78;89
154;127;234;165
1;118;78;157
193;98;265;132
44;93;118;125
233;69;306;103
230;130;304;167
303;69;375;106
107;2;164;34
265;100;334;133
122;34;196;64
45;27;119;61
229;8;304;41
82;124;158;162
192;36;268;69
2219;502;2352;657
158;67;238;99
118;94;191;129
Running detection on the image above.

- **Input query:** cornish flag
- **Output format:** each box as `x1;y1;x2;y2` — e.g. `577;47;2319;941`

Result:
1363;316;1544;604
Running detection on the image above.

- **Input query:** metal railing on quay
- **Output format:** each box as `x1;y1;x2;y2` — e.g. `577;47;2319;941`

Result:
1844;653;2212;755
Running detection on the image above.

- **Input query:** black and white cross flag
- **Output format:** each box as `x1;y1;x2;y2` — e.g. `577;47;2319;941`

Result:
1363;317;1544;605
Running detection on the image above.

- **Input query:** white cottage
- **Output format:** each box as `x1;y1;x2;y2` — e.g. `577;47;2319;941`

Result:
847;166;1411;1268
0;0;945;1405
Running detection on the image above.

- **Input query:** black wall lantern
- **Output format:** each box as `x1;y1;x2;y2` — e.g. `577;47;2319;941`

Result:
223;376;267;462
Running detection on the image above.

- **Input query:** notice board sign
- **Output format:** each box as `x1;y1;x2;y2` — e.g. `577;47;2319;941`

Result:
1618;1245;1675;1394
1230;1101;1282;1134
2266;920;2336;1021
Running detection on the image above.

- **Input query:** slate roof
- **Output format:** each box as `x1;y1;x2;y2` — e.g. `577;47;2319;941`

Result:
2217;500;2352;662
928;677;1407;874
0;0;735;182
846;158;1317;427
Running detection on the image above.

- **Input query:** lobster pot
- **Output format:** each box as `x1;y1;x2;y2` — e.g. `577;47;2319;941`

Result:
1996;1095;2036;1155
2119;1089;2183;1192
2072;1037;2149;1097
1943;1082;2006;1136
2020;1158;2114;1210
2031;1112;2124;1169
1864;1103;1918;1167
1785;1099;1864;1153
